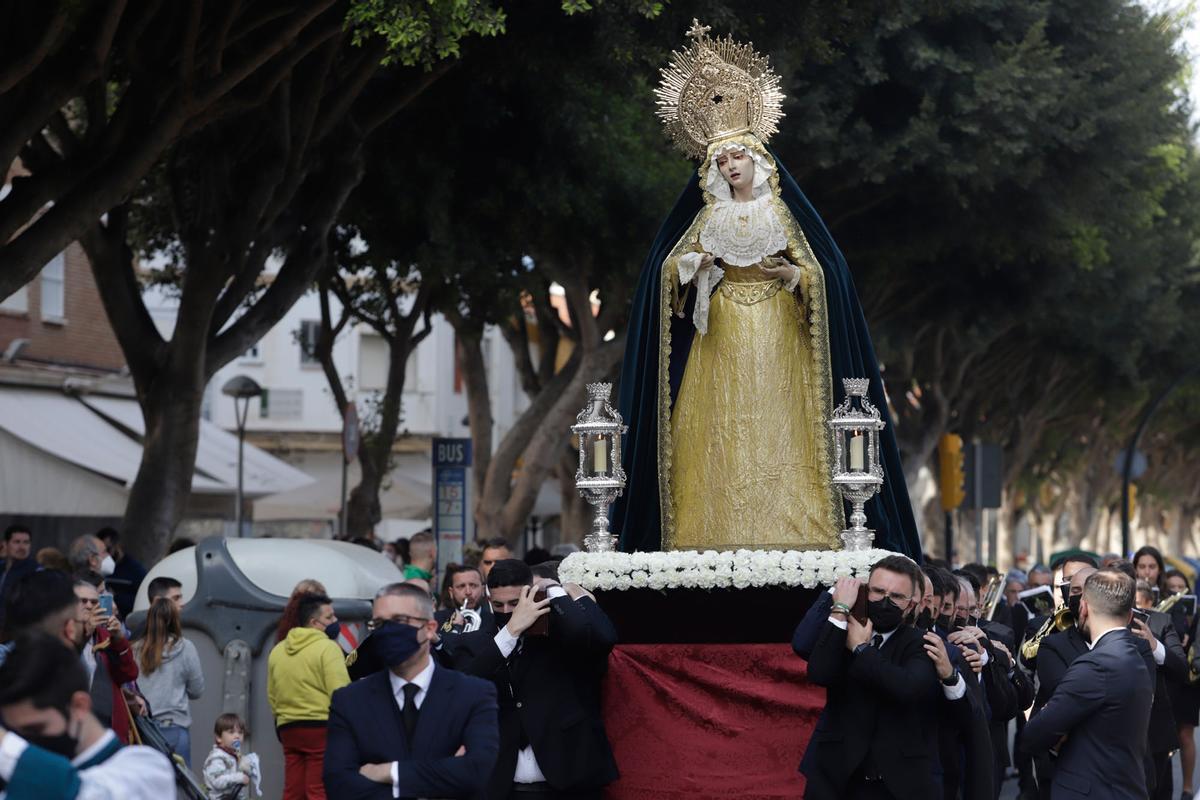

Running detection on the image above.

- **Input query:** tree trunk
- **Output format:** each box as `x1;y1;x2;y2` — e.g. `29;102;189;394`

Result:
120;338;211;560
454;326;493;507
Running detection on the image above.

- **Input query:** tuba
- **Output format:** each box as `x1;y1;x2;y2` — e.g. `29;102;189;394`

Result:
1020;606;1074;663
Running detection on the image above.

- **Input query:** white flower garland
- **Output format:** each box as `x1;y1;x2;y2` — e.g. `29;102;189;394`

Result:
558;548;898;592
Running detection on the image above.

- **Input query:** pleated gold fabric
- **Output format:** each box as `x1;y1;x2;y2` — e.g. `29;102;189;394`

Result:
670;264;840;550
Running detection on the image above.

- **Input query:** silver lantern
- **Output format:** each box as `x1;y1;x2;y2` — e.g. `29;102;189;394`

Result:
828;378;886;551
572;382;628;553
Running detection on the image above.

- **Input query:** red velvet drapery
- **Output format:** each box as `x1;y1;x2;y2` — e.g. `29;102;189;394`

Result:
602;643;824;799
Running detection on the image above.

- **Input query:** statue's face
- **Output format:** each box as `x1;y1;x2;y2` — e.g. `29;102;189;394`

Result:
715;148;754;195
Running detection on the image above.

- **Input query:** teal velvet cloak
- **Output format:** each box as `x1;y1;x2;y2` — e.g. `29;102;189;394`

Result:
613;151;922;560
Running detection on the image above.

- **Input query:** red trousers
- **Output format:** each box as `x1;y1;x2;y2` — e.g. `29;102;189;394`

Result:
280;725;328;800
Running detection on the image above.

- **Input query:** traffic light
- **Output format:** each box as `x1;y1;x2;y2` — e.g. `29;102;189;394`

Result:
939;433;965;511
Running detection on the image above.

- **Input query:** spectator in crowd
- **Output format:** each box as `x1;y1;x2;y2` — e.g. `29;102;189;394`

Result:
451;558;619;799
801;555;971;799
146;575;185;612
35;547;71;573
275;580;330;644
436;564;489;633
1021;569;1154;800
403;532;437;583
203;713;261;800
267;591;350;800
0;630;174;799
1133;545;1169;597
67;535;115;581
73;577;141;744
0;525;36;630
478;538;512;582
0;570;88;665
1133;578;1188;799
530;560;562;583
96;528;147;620
132;597;205;767
323;583;500;799
382;540;400;565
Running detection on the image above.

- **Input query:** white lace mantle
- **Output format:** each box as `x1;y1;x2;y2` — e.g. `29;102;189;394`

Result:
700;194;789;267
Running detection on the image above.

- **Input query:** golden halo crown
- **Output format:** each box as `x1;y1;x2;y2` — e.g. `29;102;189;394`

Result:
655;20;785;160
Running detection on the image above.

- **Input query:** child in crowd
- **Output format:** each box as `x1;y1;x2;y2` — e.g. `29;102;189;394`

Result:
202;713;261;799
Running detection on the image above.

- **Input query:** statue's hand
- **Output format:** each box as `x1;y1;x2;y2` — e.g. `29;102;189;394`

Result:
699;253;716;271
760;256;796;280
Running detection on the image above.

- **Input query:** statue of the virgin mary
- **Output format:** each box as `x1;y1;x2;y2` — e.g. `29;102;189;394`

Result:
614;21;921;558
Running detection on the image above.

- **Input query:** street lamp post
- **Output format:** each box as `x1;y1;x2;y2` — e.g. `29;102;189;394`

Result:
221;375;263;537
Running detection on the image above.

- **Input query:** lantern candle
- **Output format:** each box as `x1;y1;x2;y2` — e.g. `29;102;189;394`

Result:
849;433;865;472
593;436;607;474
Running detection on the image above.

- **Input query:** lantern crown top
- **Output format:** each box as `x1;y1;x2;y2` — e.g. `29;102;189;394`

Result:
843;377;869;398
586;382;613;399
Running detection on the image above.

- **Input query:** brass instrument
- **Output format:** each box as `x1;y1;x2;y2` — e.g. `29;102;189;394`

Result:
982;574;1005;621
1154;592;1183;614
1020;607;1074;662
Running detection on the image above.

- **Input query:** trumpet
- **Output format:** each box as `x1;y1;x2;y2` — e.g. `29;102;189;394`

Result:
459;600;482;633
1020;606;1075;663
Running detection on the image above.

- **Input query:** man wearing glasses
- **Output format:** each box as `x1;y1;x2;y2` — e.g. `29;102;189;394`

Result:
323;583;499;799
801;554;965;800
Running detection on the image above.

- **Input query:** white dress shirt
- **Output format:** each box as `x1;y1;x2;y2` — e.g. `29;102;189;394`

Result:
493;585;570;784
389;656;436;798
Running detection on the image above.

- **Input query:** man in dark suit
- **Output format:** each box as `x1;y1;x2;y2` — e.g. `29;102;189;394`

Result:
801;555;968;799
1021;569;1154;800
323;583;500;800
450;559;618;800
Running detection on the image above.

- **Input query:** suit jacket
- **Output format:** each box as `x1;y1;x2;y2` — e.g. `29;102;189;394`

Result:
323;662;500;800
450;595;619;798
801;621;942;799
1021;628;1154;799
1146;609;1187;754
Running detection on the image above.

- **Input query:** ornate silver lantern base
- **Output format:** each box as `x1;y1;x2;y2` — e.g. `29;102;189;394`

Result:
583;500;619;552
839;502;875;551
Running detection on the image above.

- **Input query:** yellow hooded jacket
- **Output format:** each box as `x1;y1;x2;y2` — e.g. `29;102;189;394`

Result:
267;626;351;727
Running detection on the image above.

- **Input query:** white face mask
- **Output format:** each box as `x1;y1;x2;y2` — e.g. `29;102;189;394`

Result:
99;555;115;577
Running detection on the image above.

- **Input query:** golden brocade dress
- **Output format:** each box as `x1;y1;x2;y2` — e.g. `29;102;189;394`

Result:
661;186;843;551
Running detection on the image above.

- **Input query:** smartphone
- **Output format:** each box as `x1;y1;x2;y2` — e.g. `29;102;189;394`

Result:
1131;608;1150;627
98;593;115;618
850;584;869;626
527;587;550;637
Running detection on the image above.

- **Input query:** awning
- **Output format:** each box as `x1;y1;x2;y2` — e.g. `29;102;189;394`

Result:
80;394;312;496
0;387;311;499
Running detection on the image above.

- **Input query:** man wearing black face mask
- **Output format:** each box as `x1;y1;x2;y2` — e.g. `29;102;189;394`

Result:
450;558;618;800
0;630;173;799
323;583;499;799
801;555;966;799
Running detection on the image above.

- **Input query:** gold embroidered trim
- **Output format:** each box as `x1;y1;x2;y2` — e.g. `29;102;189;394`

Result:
772;192;845;547
718;278;781;305
658;210;710;551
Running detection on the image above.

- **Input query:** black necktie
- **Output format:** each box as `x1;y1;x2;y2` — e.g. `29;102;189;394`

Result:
402;683;420;742
872;633;884;649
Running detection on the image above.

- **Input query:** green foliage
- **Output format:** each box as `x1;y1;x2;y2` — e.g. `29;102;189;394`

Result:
345;0;508;65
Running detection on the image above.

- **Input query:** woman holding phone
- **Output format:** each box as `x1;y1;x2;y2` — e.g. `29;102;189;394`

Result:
133;597;205;767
